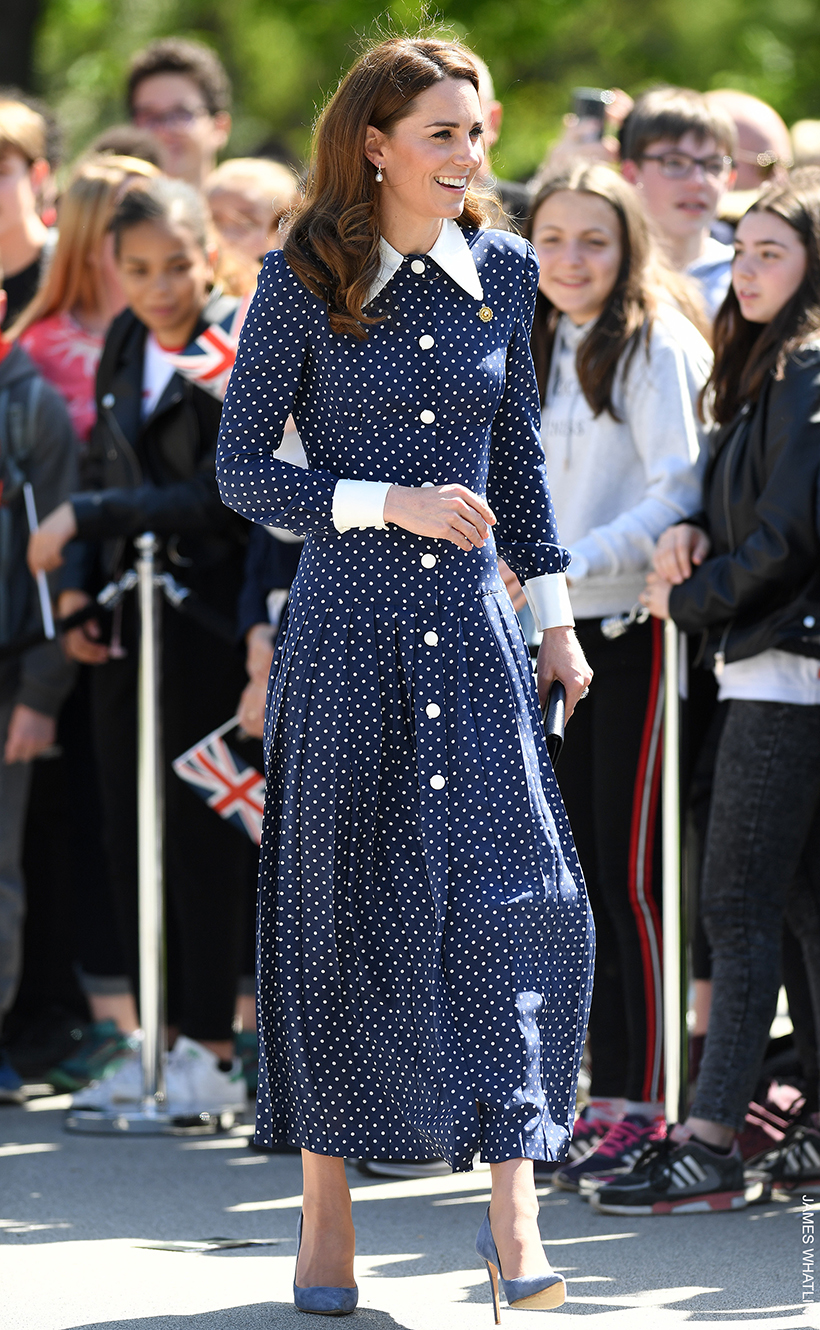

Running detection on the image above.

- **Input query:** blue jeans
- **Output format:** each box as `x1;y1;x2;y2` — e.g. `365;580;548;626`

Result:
692;698;820;1130
0;700;34;1025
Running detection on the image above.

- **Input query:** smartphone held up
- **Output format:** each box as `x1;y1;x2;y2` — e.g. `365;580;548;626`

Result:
571;87;616;141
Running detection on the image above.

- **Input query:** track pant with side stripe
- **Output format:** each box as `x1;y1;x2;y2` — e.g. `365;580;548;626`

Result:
557;617;664;1103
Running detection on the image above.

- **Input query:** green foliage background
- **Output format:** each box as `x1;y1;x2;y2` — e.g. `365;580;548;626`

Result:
34;0;820;178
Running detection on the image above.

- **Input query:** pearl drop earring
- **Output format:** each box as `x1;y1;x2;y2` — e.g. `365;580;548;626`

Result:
375;164;384;183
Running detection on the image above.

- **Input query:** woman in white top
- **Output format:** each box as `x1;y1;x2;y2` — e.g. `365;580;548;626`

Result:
516;163;711;1182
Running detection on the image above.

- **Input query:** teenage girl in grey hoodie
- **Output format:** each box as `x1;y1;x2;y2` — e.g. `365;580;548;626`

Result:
519;163;712;1183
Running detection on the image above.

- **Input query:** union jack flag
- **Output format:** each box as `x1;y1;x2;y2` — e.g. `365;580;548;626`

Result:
173;717;265;843
160;293;252;401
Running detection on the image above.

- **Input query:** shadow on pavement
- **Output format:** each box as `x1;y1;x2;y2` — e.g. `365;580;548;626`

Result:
65;1309;406;1330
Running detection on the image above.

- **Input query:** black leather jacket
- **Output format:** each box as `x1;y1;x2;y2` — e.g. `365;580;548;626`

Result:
669;342;820;668
63;291;248;605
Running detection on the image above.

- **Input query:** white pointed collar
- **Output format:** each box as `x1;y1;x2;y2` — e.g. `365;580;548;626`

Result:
367;218;483;305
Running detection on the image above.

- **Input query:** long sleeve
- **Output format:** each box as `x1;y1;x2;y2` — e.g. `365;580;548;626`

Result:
568;319;709;581
71;473;228;541
669;364;820;633
487;244;570;585
18;379;78;716
217;252;341;536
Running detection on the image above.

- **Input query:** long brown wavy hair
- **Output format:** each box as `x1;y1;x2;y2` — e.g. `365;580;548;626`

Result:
524;162;707;418
283;37;489;340
7;155;158;340
705;174;820;425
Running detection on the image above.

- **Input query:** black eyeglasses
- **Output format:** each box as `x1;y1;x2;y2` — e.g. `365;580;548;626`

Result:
132;105;209;131
638;150;733;180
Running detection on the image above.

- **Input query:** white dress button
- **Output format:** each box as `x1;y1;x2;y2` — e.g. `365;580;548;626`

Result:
421;481;434;488
421;553;437;569
420;409;435;424
102;393;115;409
411;259;426;274
430;774;446;790
418;335;434;350
423;631;439;646
425;703;441;718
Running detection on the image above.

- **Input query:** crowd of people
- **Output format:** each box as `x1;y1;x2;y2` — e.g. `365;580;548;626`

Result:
1;31;819;1220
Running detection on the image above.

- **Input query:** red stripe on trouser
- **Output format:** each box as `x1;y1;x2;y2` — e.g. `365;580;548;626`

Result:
626;616;665;1104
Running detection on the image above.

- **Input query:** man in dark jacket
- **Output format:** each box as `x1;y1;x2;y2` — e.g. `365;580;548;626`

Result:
0;312;77;1101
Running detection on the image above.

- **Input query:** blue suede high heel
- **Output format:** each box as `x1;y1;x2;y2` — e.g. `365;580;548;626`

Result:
475;1208;565;1323
293;1212;358;1316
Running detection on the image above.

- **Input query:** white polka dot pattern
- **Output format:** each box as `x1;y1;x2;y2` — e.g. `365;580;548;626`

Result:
216;227;594;1171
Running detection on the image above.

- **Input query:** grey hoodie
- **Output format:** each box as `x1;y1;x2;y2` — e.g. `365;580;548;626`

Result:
0;343;77;715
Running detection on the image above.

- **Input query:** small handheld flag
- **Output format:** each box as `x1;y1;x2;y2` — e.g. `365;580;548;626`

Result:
159;293;252;401
173;717;265;843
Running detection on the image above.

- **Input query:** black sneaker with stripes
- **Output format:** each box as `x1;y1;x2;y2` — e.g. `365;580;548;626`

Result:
589;1134;747;1215
747;1122;820;1191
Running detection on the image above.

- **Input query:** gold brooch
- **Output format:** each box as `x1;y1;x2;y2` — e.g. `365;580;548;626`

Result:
478;305;493;322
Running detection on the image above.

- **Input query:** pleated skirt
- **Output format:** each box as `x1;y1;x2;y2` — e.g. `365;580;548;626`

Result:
254;531;594;1170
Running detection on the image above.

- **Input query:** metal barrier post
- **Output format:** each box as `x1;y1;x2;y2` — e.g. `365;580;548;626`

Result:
135;533;166;1109
662;619;688;1127
65;534;231;1135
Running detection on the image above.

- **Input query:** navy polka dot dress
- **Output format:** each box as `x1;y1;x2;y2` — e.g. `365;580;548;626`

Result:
217;225;594;1171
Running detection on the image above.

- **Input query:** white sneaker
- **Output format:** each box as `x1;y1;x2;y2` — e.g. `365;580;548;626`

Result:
71;1035;145;1108
164;1036;247;1114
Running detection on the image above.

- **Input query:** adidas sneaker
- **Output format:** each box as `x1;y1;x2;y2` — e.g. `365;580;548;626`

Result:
164;1035;247;1114
553;1113;665;1191
747;1122;820;1191
589;1134;746;1215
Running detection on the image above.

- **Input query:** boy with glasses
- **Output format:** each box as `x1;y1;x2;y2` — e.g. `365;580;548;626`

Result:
620;86;738;316
127;38;231;189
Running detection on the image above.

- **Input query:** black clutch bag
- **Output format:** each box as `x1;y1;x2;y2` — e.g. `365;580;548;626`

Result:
542;680;566;766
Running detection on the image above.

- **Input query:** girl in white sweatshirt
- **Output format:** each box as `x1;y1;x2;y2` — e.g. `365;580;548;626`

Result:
522;163;712;1182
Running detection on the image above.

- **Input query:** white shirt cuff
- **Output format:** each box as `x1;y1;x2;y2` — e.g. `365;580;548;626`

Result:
332;480;391;534
523;572;575;631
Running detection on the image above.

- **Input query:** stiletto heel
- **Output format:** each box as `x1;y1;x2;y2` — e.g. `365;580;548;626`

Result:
483;1253;502;1325
475;1208;566;1317
293;1212;358;1316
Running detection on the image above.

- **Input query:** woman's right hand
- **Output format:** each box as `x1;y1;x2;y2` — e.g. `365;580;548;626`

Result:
57;589;110;665
653;523;711;585
384;484;496;551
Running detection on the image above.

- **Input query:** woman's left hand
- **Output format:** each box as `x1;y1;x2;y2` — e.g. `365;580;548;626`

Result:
640;572;672;620
537;626;593;719
28;501;78;575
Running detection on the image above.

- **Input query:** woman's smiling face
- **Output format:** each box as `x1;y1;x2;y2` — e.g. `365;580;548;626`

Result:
531;189;623;326
365;78;485;228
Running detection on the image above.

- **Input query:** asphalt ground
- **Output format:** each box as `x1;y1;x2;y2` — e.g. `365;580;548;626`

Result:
0;1094;815;1330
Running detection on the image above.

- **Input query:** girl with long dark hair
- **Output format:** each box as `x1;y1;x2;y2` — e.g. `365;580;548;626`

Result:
516;164;711;1189
217;36;594;1319
599;175;820;1213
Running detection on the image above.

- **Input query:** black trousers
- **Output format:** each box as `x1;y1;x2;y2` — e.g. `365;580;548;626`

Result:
558;616;664;1103
693;699;820;1129
91;593;255;1042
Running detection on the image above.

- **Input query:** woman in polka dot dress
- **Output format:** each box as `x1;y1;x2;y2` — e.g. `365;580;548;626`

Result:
217;38;594;1318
